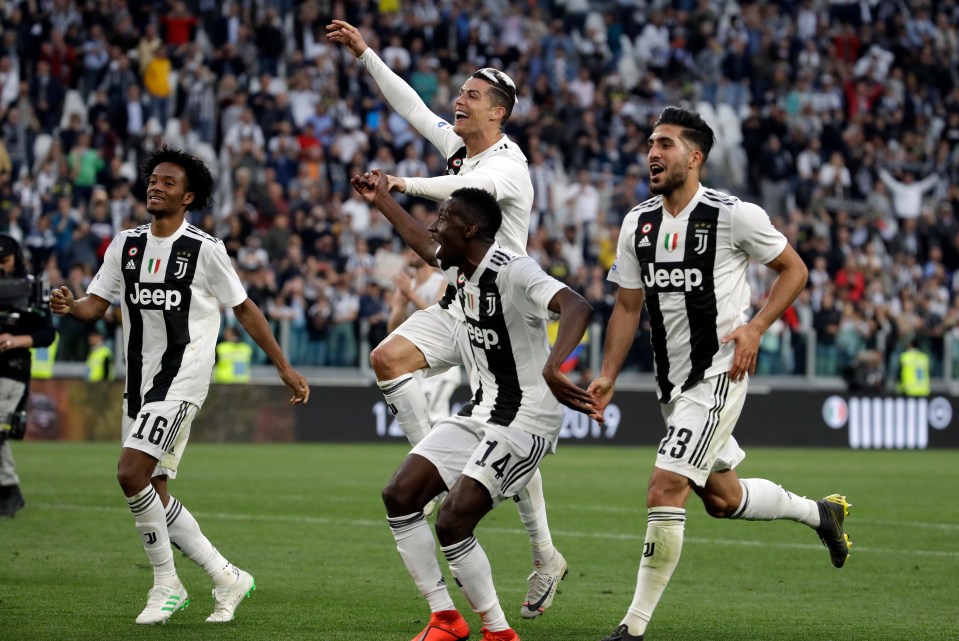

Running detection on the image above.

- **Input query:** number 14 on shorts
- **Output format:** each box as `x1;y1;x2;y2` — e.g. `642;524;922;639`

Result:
474;439;512;479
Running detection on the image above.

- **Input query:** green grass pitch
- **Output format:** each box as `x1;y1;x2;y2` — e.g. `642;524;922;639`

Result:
2;442;957;641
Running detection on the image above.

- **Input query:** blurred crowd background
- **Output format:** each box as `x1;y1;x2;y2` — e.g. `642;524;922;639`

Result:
1;0;958;389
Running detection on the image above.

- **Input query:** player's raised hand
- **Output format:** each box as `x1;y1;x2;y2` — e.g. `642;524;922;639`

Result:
50;285;75;316
325;20;370;58
351;169;388;203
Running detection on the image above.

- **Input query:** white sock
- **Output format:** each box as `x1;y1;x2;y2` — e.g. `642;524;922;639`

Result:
388;512;455;612
165;496;237;589
622;507;686;637
731;479;820;527
378;373;432;446
442;536;508;632
127;485;177;585
514;469;555;566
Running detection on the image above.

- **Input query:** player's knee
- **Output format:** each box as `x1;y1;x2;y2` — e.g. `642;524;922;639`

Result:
703;495;739;519
370;341;410;380
381;479;417;515
116;466;147;496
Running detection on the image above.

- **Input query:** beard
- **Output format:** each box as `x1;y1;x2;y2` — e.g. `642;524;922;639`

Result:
649;168;687;197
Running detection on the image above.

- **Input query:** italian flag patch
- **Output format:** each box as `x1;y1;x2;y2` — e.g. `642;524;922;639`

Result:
663;233;679;251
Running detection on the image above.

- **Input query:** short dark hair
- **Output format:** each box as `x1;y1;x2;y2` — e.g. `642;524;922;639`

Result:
470;68;516;125
449;187;502;242
140;147;215;211
653;106;716;162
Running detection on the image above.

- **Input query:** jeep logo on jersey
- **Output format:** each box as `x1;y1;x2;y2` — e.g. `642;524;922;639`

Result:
466;323;500;349
129;283;183;310
642;264;704;292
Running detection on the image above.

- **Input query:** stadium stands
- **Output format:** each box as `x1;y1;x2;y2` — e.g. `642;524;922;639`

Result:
0;0;957;386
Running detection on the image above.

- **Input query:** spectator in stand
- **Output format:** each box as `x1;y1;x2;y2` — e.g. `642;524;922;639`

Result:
29;60;65;133
142;45;173;129
878;168;940;221
160;2;199;48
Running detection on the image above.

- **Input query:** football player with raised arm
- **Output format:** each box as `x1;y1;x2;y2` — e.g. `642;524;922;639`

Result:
51;148;310;625
353;169;594;641
587;107;852;641
327;20;569;619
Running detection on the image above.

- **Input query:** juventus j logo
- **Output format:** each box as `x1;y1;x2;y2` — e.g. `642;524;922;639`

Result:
144;532;157;545
694;229;709;255
174;256;189;279
485;294;497;315
643;542;656;558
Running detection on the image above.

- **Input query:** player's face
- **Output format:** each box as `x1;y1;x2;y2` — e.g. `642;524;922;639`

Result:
428;201;465;266
146;162;193;217
452;77;499;137
647;125;697;197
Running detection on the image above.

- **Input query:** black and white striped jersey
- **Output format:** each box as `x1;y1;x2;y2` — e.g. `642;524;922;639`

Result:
440;243;566;445
87;220;248;417
609;184;787;403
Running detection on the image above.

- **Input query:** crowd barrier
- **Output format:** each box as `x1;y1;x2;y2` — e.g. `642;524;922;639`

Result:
23;379;957;450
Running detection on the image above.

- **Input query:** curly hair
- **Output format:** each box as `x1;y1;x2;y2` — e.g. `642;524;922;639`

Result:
139;146;216;212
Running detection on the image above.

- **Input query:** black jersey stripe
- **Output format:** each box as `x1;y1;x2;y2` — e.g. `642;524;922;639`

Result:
681;202;721;392
144;235;203;404
122;234;150;417
477;268;522;426
185;224;221;244
703;189;736;207
634;208;674;403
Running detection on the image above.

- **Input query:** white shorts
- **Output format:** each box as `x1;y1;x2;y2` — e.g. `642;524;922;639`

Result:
656;373;746;487
121;400;199;479
411;416;550;507
392;305;464;375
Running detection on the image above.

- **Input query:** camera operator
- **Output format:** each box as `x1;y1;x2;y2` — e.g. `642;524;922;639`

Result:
0;235;56;517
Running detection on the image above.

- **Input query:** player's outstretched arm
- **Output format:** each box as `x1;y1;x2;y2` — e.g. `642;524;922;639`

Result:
542;287;598;418
326;20;458;157
587;286;645;414
325;20;369;58
233;298;310;405
351;170;439;267
50;286;111;321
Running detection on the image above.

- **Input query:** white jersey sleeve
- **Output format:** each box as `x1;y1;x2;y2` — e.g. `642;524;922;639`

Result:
730;201;788;264
607;209;644;289
202;241;248;308
404;154;518;203
358;49;463;158
87;234;124;302
504;258;565;321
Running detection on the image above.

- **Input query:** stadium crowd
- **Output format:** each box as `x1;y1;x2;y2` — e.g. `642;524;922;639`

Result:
0;0;958;387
